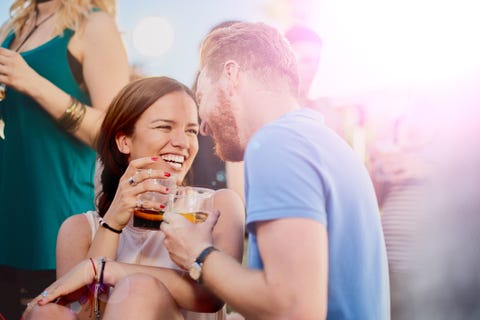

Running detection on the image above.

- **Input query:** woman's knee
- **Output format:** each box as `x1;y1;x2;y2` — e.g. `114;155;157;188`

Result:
25;303;76;320
105;273;182;319
110;273;177;308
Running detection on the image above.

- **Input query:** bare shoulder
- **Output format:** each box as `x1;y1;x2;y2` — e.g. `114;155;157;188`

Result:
84;10;117;29
213;188;245;222
214;188;244;208
82;11;120;40
58;213;92;241
214;188;240;198
69;11;120;61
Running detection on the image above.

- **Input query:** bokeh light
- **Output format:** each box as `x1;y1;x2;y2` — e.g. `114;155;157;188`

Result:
132;16;175;57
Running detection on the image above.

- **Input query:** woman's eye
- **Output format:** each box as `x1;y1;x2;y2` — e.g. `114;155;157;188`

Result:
187;129;199;135
155;125;171;130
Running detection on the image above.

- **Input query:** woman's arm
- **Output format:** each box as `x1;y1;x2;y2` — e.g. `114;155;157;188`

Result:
56;214;92;278
0;11;129;147
55;213;97;314
44;188;245;313
71;10;130;145
118;188;245;312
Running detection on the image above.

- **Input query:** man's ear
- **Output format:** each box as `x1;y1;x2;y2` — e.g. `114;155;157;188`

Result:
115;132;131;155
223;60;240;95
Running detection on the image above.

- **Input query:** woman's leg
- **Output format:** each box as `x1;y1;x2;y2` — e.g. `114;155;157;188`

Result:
24;303;77;320
103;273;183;320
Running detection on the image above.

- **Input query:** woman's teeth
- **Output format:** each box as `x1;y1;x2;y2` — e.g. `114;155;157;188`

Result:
161;154;185;169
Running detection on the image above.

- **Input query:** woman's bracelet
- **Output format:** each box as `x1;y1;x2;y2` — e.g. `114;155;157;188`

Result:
99;218;123;234
89;257;98;281
58;96;87;133
94;257;107;320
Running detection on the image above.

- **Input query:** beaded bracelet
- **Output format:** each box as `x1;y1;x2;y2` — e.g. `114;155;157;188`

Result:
58;96;87;133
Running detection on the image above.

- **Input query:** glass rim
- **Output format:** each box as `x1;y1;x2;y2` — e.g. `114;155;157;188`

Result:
175;186;215;198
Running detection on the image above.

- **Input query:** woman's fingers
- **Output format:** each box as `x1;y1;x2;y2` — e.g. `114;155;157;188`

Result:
104;156;176;227
23;284;61;315
124;156;172;188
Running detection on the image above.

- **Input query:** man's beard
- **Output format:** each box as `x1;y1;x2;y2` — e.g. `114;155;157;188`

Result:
209;90;244;162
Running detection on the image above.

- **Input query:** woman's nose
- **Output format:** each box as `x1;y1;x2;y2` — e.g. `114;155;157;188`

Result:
170;130;189;148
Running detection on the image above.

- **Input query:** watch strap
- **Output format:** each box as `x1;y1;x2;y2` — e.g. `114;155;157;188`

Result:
196;246;219;265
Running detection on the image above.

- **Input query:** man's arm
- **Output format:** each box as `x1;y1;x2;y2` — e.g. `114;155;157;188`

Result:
202;218;328;320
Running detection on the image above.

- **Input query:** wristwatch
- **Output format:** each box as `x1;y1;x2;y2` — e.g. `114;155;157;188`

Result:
189;246;218;283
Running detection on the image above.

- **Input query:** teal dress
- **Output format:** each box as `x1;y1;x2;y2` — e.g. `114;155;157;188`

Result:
0;29;96;270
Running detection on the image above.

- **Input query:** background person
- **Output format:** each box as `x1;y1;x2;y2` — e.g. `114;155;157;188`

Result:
0;0;129;317
284;24;322;108
366;93;436;320
285;24;364;148
24;76;245;320
411;91;480;319
161;22;390;319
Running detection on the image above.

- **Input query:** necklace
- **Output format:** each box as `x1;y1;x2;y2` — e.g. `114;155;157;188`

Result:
0;9;56;139
14;9;56;52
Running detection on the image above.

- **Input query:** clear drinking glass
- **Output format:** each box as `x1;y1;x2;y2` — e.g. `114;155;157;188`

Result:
168;187;215;223
133;175;177;230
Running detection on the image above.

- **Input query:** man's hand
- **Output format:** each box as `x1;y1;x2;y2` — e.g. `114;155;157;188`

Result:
161;209;220;269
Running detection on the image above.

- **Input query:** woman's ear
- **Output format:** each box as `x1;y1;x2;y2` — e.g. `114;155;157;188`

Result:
115;132;131;155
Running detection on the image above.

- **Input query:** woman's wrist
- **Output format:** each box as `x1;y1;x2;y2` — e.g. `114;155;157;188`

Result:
99;218;123;234
92;257;116;286
101;213;126;232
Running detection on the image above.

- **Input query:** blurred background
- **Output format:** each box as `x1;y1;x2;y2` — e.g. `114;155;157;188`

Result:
2;0;479;99
2;1;480;318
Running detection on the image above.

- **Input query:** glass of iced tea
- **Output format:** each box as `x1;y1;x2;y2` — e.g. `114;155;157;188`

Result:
133;175;177;230
170;187;215;224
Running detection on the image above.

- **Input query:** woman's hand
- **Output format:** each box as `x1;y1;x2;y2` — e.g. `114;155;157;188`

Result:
101;156;173;230
22;258;97;317
0;47;40;94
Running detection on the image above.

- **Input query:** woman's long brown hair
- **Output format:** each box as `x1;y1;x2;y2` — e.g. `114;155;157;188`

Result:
95;76;196;217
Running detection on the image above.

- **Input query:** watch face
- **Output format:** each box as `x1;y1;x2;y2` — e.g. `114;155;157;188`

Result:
189;262;202;281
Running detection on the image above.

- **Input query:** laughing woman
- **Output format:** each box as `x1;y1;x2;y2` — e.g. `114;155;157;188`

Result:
23;77;245;319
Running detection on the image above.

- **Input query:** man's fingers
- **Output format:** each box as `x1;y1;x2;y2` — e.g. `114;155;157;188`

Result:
205;209;220;229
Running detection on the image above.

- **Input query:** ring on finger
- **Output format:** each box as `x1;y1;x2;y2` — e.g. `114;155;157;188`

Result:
147;168;152;178
136;197;143;208
41;290;49;297
128;176;136;186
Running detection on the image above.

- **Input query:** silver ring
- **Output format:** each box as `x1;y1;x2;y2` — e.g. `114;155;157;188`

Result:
128;176;136;186
147;168;152;178
136;197;143;208
41;290;49;297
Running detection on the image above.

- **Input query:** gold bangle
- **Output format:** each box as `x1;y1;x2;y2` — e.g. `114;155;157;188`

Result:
58;96;87;133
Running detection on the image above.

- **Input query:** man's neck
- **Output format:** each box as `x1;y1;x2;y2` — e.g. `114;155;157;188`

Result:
242;91;300;139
